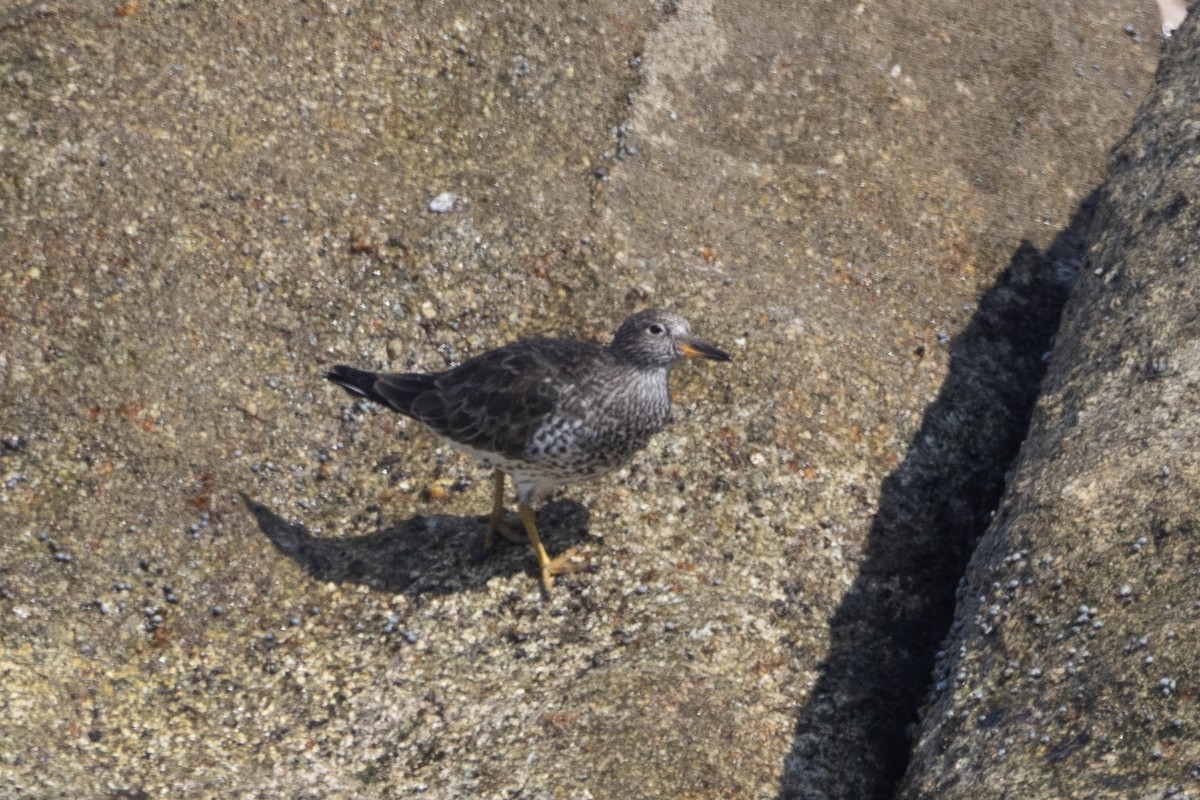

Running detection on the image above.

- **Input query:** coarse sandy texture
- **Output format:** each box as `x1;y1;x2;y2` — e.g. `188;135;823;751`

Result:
0;0;1165;798
898;13;1200;799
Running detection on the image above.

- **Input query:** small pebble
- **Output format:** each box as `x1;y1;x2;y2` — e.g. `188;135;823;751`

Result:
429;192;456;213
1;434;28;451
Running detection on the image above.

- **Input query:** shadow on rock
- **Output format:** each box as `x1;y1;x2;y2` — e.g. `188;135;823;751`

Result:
777;195;1099;799
243;495;591;595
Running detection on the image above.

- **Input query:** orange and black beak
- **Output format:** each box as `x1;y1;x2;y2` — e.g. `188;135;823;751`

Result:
677;335;731;362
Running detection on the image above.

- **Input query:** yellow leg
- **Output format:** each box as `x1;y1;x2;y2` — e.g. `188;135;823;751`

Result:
486;470;525;548
518;503;557;592
518;503;584;592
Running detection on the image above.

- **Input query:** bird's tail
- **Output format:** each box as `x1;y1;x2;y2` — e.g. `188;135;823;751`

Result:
325;365;436;416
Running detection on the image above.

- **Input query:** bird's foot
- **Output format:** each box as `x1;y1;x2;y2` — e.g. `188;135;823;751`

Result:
539;548;589;592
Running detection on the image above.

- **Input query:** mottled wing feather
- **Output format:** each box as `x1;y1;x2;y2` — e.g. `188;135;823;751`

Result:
409;339;603;459
368;372;441;414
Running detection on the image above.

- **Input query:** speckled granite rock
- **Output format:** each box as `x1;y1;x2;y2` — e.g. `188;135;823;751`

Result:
0;1;1165;798
899;13;1200;799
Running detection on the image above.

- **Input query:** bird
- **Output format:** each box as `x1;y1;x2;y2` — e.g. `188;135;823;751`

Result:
325;308;730;592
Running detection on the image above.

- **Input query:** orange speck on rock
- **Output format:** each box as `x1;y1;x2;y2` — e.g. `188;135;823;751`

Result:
116;400;146;418
422;484;451;504
187;471;216;511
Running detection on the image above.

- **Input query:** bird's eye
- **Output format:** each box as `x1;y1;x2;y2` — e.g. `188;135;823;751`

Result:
647;323;665;335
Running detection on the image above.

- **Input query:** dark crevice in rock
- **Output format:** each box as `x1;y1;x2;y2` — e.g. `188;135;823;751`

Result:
776;195;1099;800
587;0;679;211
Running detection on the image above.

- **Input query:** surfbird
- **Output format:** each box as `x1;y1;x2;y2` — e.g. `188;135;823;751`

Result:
325;308;730;591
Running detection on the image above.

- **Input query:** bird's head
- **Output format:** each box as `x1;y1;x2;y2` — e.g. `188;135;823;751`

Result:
611;309;731;369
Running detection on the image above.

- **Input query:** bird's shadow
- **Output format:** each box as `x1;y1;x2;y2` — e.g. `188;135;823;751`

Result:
243;495;591;595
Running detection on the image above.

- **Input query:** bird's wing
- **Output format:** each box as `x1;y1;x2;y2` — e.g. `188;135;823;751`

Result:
408;340;595;459
368;372;441;414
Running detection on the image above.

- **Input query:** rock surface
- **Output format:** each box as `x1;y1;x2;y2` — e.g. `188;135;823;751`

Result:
899;13;1200;798
0;1;1168;798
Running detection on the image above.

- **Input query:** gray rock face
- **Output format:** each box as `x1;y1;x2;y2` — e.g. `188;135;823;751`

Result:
0;0;1169;798
899;14;1200;798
